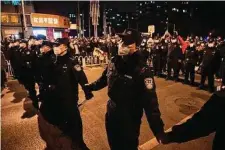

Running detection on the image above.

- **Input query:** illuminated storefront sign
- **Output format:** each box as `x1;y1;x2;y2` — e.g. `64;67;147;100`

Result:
30;13;70;28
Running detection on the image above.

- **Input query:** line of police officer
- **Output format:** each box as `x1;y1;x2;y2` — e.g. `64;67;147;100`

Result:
3;29;225;149
7;37;94;149
140;32;225;93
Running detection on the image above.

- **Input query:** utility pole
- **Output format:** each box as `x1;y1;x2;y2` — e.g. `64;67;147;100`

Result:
88;3;91;37
82;12;84;37
21;0;27;38
103;4;107;37
77;1;80;37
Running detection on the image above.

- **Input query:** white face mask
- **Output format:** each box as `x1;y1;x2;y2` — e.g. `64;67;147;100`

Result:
154;40;159;43
190;43;194;47
19;43;26;48
9;43;13;48
14;42;19;46
53;47;61;55
171;39;177;43
208;43;214;47
165;40;168;43
118;43;130;56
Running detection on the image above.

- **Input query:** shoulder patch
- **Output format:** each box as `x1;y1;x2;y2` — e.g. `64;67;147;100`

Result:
74;65;81;71
144;78;153;90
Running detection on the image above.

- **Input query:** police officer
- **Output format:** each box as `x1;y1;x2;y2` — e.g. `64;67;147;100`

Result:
184;39;198;85
8;40;23;82
166;35;182;81
20;39;38;109
160;39;168;74
199;38;221;93
151;37;162;76
85;29;165;150
164;85;225;150
37;38;93;150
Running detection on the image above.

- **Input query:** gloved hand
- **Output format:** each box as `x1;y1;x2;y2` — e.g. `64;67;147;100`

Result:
85;92;94;100
84;84;93;92
84;84;94;100
156;132;170;144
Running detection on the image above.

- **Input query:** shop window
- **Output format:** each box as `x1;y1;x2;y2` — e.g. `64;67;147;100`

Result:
33;29;47;36
11;15;19;23
1;15;9;23
54;31;62;39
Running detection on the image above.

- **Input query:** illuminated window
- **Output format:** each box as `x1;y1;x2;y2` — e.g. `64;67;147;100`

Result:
10;15;19;23
117;14;120;16
140;3;142;6
183;9;187;13
117;24;120;26
140;11;142;14
1;15;9;23
123;19;125;22
112;17;115;19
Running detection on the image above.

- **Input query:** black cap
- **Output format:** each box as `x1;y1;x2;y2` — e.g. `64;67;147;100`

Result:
20;39;28;44
117;28;142;46
58;38;69;46
41;41;53;48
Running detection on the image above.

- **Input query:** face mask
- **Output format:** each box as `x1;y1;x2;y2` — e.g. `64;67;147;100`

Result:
40;48;44;53
190;43;194;47
9;43;13;48
53;47;61;55
165;40;168;43
171;39;177;43
14;42;19;46
118;43;130;56
154;40;159;43
19;43;26;48
208;43;214;47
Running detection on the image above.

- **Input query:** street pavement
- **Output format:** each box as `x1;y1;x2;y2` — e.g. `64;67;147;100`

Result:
1;67;216;150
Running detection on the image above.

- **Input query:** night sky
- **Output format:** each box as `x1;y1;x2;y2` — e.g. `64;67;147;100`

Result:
33;1;225;35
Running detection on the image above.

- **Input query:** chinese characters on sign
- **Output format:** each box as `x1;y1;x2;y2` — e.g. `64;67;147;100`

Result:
33;17;59;25
31;13;70;28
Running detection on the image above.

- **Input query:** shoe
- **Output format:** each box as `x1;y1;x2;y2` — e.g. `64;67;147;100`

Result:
183;80;189;84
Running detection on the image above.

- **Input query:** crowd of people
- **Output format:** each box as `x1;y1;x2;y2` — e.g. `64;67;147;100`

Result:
140;31;225;93
0;28;225;150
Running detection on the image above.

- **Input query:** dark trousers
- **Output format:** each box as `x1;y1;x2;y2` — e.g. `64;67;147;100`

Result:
200;67;214;91
167;59;179;80
184;63;195;84
153;55;161;75
160;56;167;73
105;100;140;150
1;69;7;88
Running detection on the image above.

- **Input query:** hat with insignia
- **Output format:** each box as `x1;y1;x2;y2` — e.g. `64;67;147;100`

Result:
117;28;142;46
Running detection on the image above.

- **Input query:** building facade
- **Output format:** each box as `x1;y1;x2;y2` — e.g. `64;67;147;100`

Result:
1;1;70;39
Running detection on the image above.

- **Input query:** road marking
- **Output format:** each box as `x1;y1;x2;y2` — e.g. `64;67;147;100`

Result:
139;114;194;150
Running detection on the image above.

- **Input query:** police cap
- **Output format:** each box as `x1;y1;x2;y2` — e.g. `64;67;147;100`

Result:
117;28;142;46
